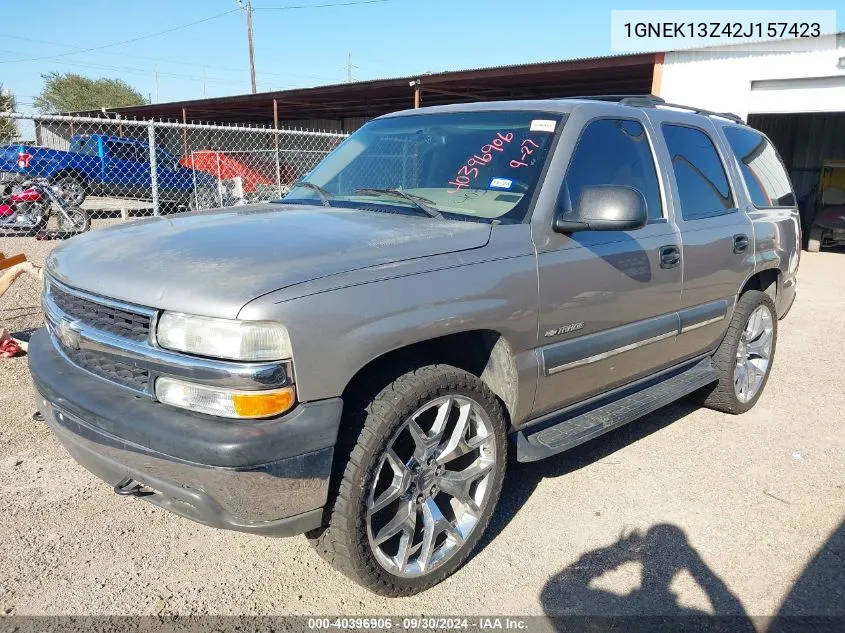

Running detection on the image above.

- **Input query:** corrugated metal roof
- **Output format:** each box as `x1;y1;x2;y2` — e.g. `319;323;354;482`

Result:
83;52;657;125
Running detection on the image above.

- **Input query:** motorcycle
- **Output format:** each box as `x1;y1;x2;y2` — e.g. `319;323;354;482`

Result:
0;177;91;235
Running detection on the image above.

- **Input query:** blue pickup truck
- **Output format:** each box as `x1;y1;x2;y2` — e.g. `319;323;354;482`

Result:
0;134;217;208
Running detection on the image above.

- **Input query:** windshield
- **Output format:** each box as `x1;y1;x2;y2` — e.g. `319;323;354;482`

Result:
283;111;563;223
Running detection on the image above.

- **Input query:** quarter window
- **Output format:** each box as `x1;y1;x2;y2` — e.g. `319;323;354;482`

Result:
723;127;795;207
662;124;734;221
561;119;663;221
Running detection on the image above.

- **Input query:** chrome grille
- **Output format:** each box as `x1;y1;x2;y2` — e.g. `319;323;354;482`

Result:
49;282;151;342
63;347;150;391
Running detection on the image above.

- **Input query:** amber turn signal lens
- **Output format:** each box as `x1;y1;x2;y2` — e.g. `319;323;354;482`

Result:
155;377;296;419
232;387;296;418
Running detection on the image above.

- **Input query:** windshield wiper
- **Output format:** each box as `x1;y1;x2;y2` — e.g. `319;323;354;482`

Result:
355;188;443;219
293;181;332;207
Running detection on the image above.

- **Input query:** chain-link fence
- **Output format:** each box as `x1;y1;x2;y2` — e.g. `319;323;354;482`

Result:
0;112;346;228
0;112;346;341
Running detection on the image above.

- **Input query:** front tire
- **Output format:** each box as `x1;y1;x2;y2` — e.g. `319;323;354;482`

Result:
59;207;91;234
308;364;507;596
701;290;777;414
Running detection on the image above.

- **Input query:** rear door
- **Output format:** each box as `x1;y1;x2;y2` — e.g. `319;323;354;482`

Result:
645;111;754;360
531;111;683;417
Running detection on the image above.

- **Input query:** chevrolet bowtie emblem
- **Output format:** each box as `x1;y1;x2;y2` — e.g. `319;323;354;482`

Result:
57;318;82;351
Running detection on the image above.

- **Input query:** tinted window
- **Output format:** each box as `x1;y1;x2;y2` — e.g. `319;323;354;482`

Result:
723;127;795;207
562;119;662;220
662;125;734;220
107;141;146;163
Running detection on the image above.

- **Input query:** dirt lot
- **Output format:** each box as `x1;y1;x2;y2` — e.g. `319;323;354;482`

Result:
0;227;842;622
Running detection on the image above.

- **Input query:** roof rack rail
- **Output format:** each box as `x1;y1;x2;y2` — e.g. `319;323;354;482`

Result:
566;94;744;124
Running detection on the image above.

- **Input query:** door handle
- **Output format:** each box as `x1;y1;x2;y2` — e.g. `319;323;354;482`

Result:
734;234;749;253
659;245;681;269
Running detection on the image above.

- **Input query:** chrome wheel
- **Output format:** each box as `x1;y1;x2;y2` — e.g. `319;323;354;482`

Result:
60;207;90;233
366;395;497;578
734;304;773;403
58;177;85;206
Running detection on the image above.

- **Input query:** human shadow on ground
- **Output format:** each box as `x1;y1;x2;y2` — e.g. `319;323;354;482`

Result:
539;524;754;632
535;510;844;633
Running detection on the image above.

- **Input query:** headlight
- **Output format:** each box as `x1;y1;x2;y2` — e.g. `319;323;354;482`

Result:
155;377;295;419
156;312;292;361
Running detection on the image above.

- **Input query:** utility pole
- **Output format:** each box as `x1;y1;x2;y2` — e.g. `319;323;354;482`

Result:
238;0;258;94
154;65;159;103
344;52;358;83
202;67;207;98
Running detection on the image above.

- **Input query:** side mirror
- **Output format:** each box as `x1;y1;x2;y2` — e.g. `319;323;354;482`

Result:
553;185;648;233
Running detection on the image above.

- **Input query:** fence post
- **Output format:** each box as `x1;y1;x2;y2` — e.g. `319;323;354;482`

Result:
148;121;160;216
273;99;282;197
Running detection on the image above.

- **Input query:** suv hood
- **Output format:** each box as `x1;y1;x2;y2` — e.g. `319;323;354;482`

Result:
47;204;492;318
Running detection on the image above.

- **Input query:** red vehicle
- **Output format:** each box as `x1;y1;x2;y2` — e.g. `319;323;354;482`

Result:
180;151;297;201
0;177;90;235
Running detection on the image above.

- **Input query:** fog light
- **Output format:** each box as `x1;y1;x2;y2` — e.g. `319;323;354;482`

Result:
155;377;295;419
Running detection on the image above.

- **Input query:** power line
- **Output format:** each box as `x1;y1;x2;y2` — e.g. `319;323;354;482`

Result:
0;49;251;86
0;9;239;64
0;32;339;82
255;0;397;10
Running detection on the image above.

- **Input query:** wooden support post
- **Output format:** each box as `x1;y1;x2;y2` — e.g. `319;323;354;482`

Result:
651;52;665;97
414;86;421;109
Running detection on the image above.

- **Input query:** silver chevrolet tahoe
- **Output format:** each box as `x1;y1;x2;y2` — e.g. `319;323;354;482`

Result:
29;96;800;596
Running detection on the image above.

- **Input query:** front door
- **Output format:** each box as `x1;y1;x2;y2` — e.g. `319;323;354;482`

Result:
531;115;683;418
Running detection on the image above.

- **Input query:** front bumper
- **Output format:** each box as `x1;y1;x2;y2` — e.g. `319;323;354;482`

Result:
29;328;343;536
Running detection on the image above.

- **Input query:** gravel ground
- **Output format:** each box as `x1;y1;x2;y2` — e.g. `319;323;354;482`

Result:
0;232;842;622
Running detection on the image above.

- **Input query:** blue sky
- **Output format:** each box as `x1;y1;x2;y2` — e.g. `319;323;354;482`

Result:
1;0;842;112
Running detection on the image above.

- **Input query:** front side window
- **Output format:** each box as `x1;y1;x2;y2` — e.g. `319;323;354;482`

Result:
283;111;562;223
662;124;734;221
723;127;795;208
561;118;662;221
107;141;134;162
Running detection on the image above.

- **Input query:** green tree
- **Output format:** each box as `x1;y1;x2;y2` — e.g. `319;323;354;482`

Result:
0;84;16;142
34;72;147;113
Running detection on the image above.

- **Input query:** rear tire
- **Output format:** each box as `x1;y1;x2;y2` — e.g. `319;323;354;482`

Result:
307;364;507;596
56;175;86;207
701;290;777;414
807;226;823;252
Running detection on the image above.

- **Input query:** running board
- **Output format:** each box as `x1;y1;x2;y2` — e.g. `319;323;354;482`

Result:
516;358;718;462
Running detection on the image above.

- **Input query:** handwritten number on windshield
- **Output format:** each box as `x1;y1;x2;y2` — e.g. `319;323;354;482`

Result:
448;132;514;193
510;139;540;169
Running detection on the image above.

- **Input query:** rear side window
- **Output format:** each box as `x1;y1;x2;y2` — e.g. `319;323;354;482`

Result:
662;124;734;221
723;127;795;207
562;119;663;220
